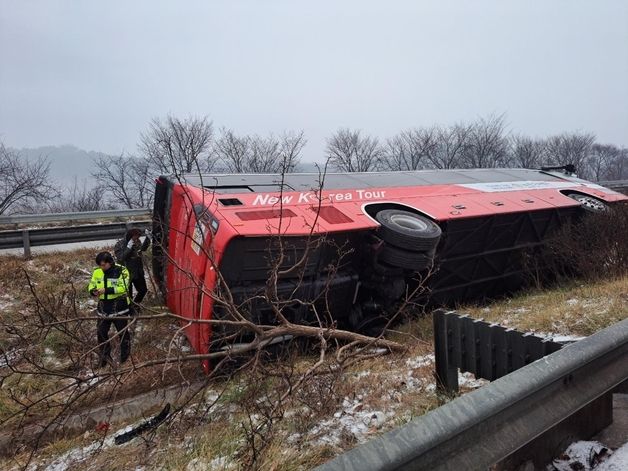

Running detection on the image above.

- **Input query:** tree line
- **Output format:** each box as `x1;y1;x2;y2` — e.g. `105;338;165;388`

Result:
1;113;626;214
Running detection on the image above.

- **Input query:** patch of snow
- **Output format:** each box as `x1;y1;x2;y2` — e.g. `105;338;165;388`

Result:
597;442;628;470
367;347;390;355
310;397;395;446
550;334;585;343
535;332;586;343
506;307;530;314
209;455;236;470
0;296;14;311
405;354;434;369
458;372;487;389
565;298;580;306
550;441;610;471
186;458;206;471
185;456;235;471
44;436;116;471
0;348;22;368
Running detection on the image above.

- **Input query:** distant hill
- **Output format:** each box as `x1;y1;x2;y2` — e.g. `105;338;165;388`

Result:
11;146;327;188
13;145;114;187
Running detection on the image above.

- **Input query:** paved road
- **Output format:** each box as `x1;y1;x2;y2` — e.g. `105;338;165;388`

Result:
0;239;118;257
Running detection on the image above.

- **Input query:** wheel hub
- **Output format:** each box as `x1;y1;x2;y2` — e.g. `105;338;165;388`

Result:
390;214;428;231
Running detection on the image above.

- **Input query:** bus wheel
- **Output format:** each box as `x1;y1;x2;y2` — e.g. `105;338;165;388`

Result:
378;245;434;271
566;193;608;212
375;209;441;252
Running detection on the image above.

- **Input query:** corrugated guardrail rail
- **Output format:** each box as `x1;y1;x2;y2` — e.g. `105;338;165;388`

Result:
316;317;628;471
0;208;151;225
600;180;628;195
0;209;152;257
0;221;151;256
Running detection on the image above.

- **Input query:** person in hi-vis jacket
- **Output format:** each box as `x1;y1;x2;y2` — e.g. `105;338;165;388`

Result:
88;251;132;367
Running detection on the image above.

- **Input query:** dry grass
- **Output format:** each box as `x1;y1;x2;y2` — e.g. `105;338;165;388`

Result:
458;275;628;337
1;245;626;470
0;248;204;430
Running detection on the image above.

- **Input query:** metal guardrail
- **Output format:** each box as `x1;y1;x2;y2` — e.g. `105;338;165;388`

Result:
433;310;563;392
600;180;628;194
316;316;628;471
0;208;151;225
0;221;151;257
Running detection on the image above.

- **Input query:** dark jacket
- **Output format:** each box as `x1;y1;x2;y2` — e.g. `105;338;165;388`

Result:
88;263;131;315
114;229;150;280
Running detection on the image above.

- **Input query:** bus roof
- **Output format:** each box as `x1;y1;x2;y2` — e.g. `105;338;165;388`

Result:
181;168;567;194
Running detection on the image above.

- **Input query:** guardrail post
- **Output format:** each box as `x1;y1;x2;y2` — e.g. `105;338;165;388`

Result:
22;229;31;258
434;309;459;393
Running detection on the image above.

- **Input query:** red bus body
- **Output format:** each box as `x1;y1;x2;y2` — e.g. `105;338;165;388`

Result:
151;169;626;362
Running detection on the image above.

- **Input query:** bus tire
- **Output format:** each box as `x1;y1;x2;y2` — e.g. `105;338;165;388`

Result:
375;209;441;252
566;193;608;212
378;245;434;271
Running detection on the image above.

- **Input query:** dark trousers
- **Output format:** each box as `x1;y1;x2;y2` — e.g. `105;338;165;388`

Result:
129;276;148;305
97;316;131;365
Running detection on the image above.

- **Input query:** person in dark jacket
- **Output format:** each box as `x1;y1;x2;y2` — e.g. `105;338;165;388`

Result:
114;227;150;308
88;251;132;367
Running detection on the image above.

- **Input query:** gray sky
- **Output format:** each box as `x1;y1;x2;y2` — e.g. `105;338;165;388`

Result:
1;0;627;162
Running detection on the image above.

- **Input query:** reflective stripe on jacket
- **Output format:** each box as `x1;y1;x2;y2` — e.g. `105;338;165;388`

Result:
88;264;130;302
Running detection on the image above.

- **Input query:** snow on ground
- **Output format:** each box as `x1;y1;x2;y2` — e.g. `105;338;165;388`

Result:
534;332;586;344
550;441;610;471
0;293;14;310
309;396;395;447
41;420;143;471
597;442;628;470
458;371;488;389
0;348;23;368
550;440;628;471
185;456;237;471
405;354;434;369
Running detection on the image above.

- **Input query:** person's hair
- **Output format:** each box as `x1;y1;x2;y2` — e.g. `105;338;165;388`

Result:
95;252;115;266
129;228;142;237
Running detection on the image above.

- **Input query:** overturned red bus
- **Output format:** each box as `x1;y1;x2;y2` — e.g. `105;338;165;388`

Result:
151;169;626;362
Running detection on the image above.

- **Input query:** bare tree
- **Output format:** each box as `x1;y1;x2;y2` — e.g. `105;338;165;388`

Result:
544;132;596;176
382;127;438;171
427;123;472;169
326;128;384;172
92;154;153;209
278;130;306;172
602;147;628;181
0;142;57;215
46;178;113;212
585;144;622;182
214;129;305;173
139;115;216;175
461;114;510;168
510;135;547;169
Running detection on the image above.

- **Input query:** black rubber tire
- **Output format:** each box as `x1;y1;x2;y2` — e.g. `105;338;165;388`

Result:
375;209;441;251
378;245;434;271
566;193;608;213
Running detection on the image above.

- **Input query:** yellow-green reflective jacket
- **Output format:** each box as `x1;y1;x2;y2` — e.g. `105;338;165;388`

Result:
88;264;130;302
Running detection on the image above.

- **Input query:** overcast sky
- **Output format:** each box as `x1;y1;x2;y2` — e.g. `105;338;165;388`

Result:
1;0;627;162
